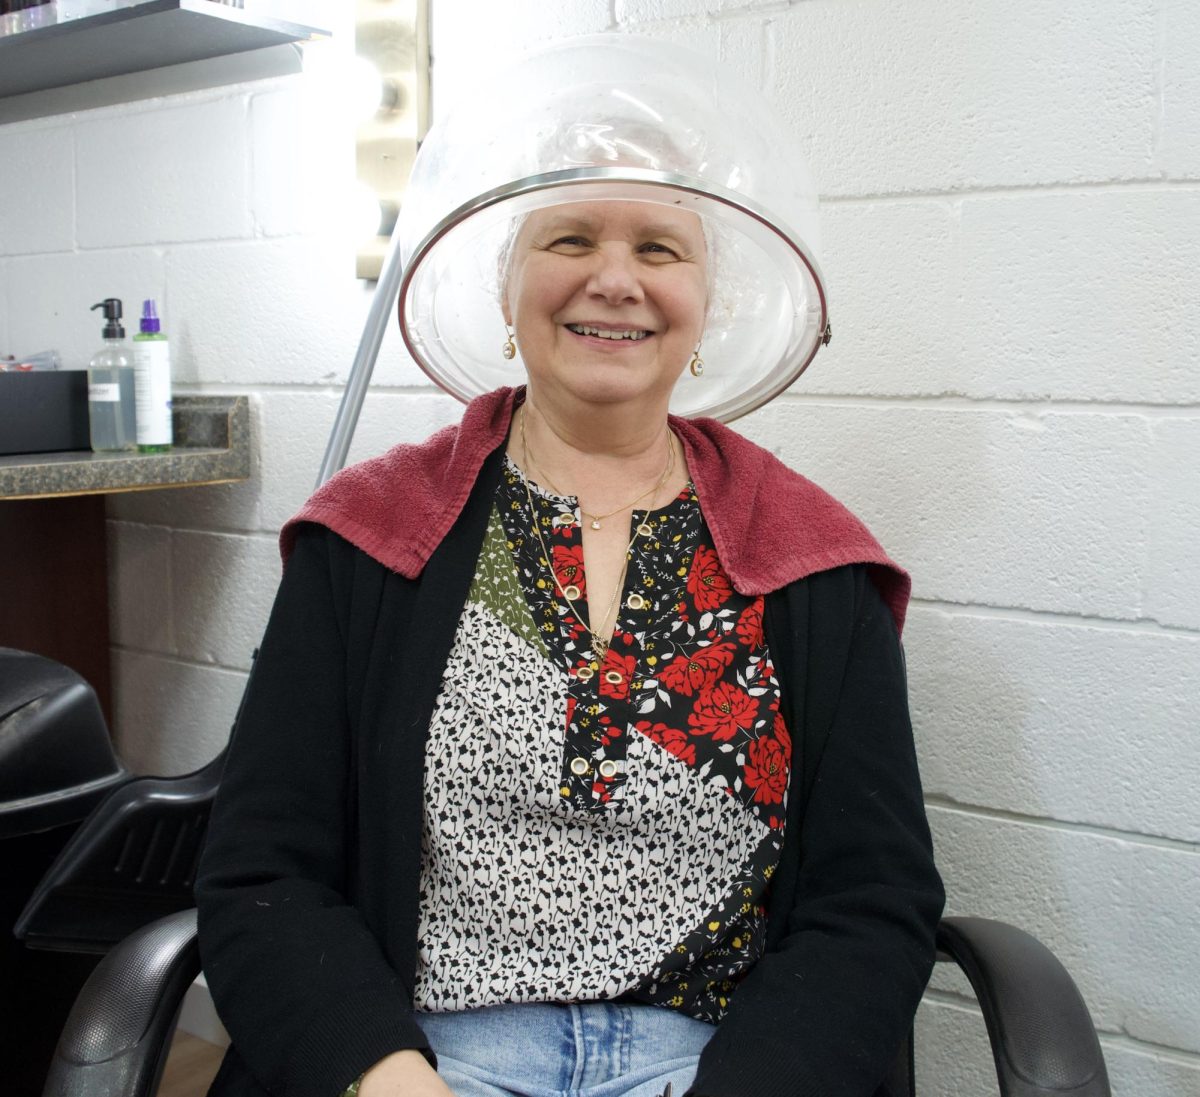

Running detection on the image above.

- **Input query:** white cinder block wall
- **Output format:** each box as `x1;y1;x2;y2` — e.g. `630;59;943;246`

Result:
3;1;1197;1093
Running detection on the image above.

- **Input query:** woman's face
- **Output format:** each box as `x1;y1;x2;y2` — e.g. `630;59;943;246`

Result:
503;200;708;414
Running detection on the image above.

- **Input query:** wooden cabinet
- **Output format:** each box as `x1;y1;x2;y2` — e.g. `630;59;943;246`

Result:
0;395;250;722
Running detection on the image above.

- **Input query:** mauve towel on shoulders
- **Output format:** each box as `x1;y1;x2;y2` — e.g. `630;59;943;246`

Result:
281;387;911;635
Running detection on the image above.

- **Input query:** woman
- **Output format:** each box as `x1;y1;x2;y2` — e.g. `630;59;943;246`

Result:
196;35;942;1097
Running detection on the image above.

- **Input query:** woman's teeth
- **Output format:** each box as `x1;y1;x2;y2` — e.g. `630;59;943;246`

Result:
566;324;649;341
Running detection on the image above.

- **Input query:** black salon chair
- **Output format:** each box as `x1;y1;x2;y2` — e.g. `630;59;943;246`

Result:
1;648;133;1097
14;650;248;954
42;907;1110;1097
3;647;236;1096
15;749;224;953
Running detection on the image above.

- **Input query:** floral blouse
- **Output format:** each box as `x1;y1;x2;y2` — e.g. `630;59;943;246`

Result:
414;457;789;1023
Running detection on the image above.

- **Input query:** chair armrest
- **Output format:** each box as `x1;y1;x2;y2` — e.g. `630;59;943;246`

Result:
42;908;201;1097
937;916;1111;1097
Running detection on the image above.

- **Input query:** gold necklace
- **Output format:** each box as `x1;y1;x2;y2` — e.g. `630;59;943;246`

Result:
518;408;674;658
521;415;674;530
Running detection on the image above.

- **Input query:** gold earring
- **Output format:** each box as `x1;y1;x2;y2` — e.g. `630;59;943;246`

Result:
688;349;704;377
502;326;517;360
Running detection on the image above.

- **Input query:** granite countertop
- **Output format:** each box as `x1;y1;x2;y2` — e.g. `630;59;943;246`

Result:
0;395;250;499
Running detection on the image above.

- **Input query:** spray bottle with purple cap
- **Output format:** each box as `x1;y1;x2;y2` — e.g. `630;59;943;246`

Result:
132;298;173;453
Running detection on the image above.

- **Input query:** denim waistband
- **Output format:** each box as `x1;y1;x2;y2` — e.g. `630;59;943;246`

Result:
416;1001;713;1096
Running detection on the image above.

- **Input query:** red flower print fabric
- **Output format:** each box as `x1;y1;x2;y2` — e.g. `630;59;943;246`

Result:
744;728;788;805
735;599;764;647
552;543;586;598
498;456;789;825
636;720;698;766
687;543;733;610
688;681;758;741
657;641;735;696
599;650;637;701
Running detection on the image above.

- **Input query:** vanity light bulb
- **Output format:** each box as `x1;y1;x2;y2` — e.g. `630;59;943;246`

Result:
348;55;387;121
352;182;385;239
300;38;338;78
301;43;387;121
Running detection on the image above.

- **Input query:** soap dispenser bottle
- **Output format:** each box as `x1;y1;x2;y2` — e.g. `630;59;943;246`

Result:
87;298;137;452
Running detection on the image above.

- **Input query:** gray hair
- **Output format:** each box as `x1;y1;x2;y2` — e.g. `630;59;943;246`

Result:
494;115;725;318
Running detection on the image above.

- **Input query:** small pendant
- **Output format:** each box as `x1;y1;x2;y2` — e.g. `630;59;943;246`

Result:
594;637;608;658
590;519;602;530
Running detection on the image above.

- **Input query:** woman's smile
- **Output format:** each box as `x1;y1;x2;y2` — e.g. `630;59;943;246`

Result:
563;322;653;343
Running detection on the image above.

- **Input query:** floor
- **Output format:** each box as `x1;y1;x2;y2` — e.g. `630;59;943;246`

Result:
159;1032;225;1097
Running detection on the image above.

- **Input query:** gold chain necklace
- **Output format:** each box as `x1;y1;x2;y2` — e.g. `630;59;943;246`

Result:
518;407;674;658
522;416;674;530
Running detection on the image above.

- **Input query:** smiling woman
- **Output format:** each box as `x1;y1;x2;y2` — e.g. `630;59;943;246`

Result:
195;32;942;1097
503;202;709;420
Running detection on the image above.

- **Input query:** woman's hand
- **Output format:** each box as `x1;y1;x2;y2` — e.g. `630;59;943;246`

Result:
358;1049;456;1097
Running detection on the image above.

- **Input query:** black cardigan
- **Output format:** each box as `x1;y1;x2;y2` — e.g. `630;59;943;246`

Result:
196;446;944;1097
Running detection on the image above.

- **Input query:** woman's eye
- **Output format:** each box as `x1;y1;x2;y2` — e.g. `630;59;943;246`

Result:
550;235;590;248
640;242;680;258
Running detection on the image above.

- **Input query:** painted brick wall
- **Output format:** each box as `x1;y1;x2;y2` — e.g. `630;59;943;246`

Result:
2;2;1196;1093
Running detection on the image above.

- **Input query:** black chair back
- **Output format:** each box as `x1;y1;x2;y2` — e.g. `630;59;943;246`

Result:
16;751;225;953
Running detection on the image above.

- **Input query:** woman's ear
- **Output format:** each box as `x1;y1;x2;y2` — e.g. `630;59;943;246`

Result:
497;213;527;328
499;266;514;327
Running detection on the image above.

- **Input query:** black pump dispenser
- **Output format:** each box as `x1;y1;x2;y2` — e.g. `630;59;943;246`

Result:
90;298;125;339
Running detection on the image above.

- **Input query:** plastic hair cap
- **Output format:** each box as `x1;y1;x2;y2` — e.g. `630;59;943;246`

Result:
397;33;829;422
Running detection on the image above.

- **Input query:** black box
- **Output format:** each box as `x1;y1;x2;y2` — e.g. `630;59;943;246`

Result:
0;372;91;456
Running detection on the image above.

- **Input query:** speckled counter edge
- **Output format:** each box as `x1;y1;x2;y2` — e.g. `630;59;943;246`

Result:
0;395;251;499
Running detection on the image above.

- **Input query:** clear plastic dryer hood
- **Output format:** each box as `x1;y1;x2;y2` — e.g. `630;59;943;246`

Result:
395;33;829;423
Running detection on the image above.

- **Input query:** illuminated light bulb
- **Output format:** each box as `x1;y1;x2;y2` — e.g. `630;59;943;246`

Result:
348;55;387;121
302;43;388;121
352;181;385;239
300;38;340;79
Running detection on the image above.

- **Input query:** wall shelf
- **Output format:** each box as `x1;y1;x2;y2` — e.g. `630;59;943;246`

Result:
0;394;250;499
0;1;328;100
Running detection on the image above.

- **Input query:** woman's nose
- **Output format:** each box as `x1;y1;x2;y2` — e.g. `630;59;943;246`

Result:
586;246;643;303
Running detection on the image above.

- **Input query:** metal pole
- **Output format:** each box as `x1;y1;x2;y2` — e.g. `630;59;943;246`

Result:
314;224;408;490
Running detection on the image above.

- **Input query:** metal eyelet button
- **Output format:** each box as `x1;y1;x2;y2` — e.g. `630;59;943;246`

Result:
556;513;576;527
598;760;618;779
569;757;590;776
604;670;623;685
636;523;653;537
627;593;646;610
575;665;595;681
562;584;581;600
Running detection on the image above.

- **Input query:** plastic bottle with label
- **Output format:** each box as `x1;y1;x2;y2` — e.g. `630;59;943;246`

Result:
132;299;172;452
87;298;137;452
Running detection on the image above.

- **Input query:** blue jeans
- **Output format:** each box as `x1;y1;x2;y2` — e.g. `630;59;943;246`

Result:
417;1001;714;1097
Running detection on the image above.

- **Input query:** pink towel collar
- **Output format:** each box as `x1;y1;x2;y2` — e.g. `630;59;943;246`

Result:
282;388;910;633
